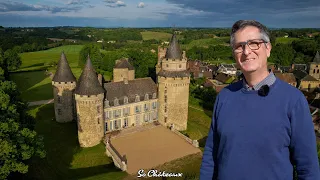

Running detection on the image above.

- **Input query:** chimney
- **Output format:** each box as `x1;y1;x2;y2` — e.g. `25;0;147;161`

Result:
98;74;103;86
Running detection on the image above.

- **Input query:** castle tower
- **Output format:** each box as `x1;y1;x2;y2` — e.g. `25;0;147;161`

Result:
74;56;105;147
52;52;77;123
113;58;135;82
309;51;320;80
157;34;190;131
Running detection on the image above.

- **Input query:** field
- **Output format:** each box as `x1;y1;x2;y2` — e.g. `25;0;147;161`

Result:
275;37;300;44
140;31;173;41
181;37;230;49
10;45;110;102
26;104;128;180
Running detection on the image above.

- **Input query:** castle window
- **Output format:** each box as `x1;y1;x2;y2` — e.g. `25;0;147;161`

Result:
152;102;157;109
318;69;319;74
105;111;112;120
114;120;119;130
164;117;167;123
144;103;149;111
114;109;121;118
124;96;128;104
314;69;316;73
58;96;61;104
98;118;100;124
165;105;167;113
164;89;167;94
104;100;110;107
179;64;182;68
144;94;149;100
97;106;101;113
152;93;157;99
123;107;130;116
114;98;119;106
124;118;128;128
135;95;140;102
58;109;62;115
164;95;167;103
152;112;157;120
105;122;109;132
109;121;113;131
144;114;150;122
135;105;141;113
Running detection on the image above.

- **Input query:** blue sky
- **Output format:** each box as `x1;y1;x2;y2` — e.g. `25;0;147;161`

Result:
0;0;319;28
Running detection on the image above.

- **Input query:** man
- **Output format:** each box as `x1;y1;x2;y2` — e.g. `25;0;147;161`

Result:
200;20;320;180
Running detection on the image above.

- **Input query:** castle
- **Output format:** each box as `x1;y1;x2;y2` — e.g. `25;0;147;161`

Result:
51;34;191;147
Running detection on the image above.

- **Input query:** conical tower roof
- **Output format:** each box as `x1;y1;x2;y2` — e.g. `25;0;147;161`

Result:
52;52;76;82
75;55;105;96
165;34;182;59
313;51;320;63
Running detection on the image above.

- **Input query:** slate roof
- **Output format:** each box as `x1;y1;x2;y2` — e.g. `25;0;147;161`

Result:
313;51;320;63
165;34;182;59
75;56;105;96
114;58;135;70
215;73;231;84
158;70;190;78
292;69;308;80
274;73;296;84
104;77;157;106
52;52;76;82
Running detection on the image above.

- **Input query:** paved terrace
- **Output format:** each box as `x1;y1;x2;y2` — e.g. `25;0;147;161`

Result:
109;123;201;174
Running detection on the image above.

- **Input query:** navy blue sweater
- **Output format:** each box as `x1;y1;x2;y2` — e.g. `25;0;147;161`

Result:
200;78;320;180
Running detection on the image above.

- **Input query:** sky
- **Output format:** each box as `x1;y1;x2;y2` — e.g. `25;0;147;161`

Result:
0;0;319;28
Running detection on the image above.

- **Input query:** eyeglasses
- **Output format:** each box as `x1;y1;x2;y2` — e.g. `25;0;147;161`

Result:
233;39;267;53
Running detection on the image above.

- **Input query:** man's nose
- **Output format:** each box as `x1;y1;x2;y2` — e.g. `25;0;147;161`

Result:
243;44;252;55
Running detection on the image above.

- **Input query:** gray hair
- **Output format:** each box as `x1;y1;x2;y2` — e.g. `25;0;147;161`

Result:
230;20;270;48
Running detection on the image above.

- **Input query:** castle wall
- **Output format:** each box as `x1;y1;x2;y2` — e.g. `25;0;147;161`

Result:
113;69;129;82
157;76;190;131
52;81;76;123
104;99;158;133
161;58;187;71
75;94;104;147
128;70;135;81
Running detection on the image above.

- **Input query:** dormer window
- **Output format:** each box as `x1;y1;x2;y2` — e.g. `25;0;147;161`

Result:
104;99;110;107
124;96;128;104
152;93;156;99
135;95;140;102
144;94;149;101
114;98;119;106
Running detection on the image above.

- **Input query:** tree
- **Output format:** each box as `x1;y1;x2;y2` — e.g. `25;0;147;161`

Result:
269;44;295;66
78;44;102;69
4;49;22;71
0;81;45;179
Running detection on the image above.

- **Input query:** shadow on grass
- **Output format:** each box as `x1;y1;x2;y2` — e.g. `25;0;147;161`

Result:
25;104;127;180
24;82;53;102
22;63;45;69
198;136;208;148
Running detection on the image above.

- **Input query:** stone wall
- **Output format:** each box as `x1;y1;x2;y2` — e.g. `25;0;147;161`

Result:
300;80;320;92
309;63;320;80
170;126;199;148
52;81;76;123
75;93;104;147
113;68;129;82
158;76;190;131
105;139;127;171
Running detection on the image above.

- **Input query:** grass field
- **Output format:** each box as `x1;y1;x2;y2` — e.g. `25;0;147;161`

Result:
26;104;128;180
11;45;111;102
181;37;230;49
275;37;300;44
141;31;173;41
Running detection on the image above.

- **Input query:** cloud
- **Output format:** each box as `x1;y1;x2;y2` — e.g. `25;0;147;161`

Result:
137;2;145;8
104;0;126;8
67;0;89;5
0;1;82;13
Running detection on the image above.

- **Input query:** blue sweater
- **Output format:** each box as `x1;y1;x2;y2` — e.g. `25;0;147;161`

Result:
200;78;320;180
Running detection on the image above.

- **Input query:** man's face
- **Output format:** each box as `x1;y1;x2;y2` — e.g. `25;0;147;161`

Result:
232;26;271;74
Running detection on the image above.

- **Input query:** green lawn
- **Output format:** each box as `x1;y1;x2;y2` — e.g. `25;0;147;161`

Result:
182;37;230;49
11;45;110;102
275;37;299;44
18;45;83;71
140;31;173;41
26;104;128;180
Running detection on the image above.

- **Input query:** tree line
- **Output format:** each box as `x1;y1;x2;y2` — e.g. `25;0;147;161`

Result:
0;48;45;179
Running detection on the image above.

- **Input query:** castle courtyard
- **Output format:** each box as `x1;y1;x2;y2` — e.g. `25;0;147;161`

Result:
110;124;201;174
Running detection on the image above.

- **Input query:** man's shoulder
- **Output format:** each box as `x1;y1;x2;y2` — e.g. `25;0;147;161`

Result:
218;80;243;97
274;78;304;97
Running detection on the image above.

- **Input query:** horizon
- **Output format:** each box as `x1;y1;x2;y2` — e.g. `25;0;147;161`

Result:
0;0;319;28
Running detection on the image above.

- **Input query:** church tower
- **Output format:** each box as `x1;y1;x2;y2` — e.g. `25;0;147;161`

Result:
74;56;105;147
52;52;76;123
309;51;320;80
157;34;190;131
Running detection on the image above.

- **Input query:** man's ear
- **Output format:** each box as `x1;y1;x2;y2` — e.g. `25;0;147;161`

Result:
266;42;272;58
